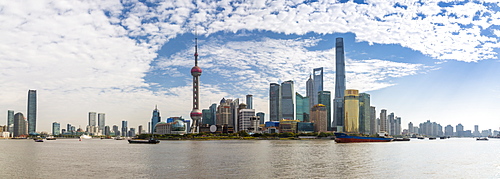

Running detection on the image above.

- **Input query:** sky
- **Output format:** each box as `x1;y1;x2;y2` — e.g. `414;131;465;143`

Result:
1;0;500;133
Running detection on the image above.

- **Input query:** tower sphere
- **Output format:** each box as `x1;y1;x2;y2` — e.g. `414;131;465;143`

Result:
190;109;202;119
191;66;202;76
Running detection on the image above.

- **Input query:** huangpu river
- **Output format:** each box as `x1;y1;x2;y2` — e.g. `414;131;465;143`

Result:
0;138;499;178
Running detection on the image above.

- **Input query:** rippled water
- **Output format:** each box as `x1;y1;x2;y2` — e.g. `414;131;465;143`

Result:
0;138;499;178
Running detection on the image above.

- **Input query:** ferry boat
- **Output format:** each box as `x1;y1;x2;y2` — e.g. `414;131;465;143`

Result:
80;135;92;139
334;133;392;143
128;138;160;144
476;137;488;141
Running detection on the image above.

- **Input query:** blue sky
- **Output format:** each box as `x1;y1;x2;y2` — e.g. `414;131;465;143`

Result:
1;0;500;133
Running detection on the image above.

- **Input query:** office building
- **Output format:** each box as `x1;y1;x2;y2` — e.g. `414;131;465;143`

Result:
334;38;346;131
388;112;394;135
88;112;97;126
370;106;377;134
7;110;14;132
269;83;280;121
52;122;60;135
27;89;37;134
456;123;464;137
13;112;28;137
246;95;253;109
313;67;324;104
408;122;414;134
310;104;328;133
359;93;371;134
344;89;359;133
280;80;294;120
238;109;255;132
151;106;161;133
318;91;331;131
257;112;265;124
113;125;120;136
98;113;105;131
444;125;453;136
128;128;136;137
121;121;128;137
138;125;143;135
279;119;299;133
306;75;314;111
202;109;213;125
295;92;309;122
473;125;480;137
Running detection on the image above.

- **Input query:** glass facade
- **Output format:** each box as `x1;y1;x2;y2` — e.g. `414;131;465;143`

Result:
269;83;280;121
151;106;161;133
295;92;309;122
27;90;37;134
344;89;359;133
359;93;371;134
280;80;294;120
52;122;60;135
88;112;97;126
334;38;346;131
318;91;331;131
256;112;265;124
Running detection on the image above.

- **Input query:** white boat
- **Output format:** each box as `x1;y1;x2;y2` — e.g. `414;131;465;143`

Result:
80;135;92;139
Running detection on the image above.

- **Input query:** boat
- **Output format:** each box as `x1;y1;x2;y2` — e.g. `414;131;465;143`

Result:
439;137;446;139
429;137;436;140
393;138;410;141
80;135;92;139
46;136;56;140
334;133;392;143
128;138;160;144
417;136;424;139
115;136;125;140
476;137;488;141
34;139;44;142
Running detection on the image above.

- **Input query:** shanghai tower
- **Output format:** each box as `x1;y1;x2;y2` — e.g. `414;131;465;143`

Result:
333;38;346;131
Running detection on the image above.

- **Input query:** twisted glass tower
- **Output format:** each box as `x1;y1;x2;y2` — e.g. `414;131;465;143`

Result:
333;38;346;131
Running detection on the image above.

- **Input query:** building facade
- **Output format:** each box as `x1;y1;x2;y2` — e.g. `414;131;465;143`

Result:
333;38;346;131
257;112;265;124
358;93;371;134
295;92;309;122
246;94;253;109
7;110;14;132
310;104;328;133
27;89;37;134
313;67;323;105
151;106;161;133
121;120;128;137
98;113;105;132
380;109;388;132
238;109;256;132
318;91;331;131
52;122;60;135
13;112;27;137
88;112;97;127
280;80;294;120
344;89;359;133
269;83;280;121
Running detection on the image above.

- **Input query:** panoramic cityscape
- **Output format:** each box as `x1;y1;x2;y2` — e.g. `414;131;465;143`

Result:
1;1;500;178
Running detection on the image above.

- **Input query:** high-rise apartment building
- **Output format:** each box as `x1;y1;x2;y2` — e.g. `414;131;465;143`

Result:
151;106;161;133
388;112;395;135
370;106;377;134
444;125;454;136
52;122;60;135
121;121;128;137
246;94;253;109
344;89;359;133
295;92;309;122
334;38;346;131
7;110;14;132
380;109;387;132
98;113;105;132
318;91;331;131
216;98;232;126
456;123;464;137
280;80;294;120
359;93;371;134
88;112;97;126
256;112;265;124
27;89;37;134
269;83;280;121
14;112;27;137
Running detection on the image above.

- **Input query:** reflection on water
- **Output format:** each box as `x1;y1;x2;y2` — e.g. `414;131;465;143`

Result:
0;138;499;178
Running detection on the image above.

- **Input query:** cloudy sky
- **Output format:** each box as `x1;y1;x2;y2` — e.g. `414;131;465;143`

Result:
1;0;500;133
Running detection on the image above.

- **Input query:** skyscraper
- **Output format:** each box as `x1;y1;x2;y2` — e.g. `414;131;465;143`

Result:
121;120;128;137
306;75;314;111
310;104;328;132
313;67;324;104
269;83;280;121
113;125;119;136
370;106;377;134
359;93;371;134
151;106;161;133
318;91;331;131
295;92;309;122
246;94;253;109
380;109;388;132
13;112;27;137
333;38;346;131
88;112;97;126
456;123;464;137
27;89;37;134
344;89;359;133
7;110;14;132
190;37;203;133
238;108;255;132
280;80;294;120
444;125;454;136
52;122;60;135
98;113;105;132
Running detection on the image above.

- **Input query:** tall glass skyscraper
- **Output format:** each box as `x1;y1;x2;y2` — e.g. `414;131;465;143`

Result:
202;109;214;125
121;120;128;137
280;80;294;120
380;109;388;132
269;83;280;121
318;91;331;131
27;89;37;134
52;122;60;135
333;38;346;131
359;93;371;134
98;113;105;131
256;112;265;124
14;112;27;137
306;75;314;111
344;89;359;133
88;112;97;126
246;94;253;109
7;110;14;132
313;67;323;103
295;92;309;122
151;106;161;133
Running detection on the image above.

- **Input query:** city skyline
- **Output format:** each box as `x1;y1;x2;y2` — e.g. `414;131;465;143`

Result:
1;1;500;132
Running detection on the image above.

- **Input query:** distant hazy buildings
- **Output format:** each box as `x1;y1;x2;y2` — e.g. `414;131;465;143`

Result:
334;37;346;131
121;120;128;137
27;89;37;134
89;112;97;126
444;125;454;136
7;110;14;132
98;113;105;132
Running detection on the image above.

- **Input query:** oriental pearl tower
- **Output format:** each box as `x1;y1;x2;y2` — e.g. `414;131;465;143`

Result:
190;37;202;133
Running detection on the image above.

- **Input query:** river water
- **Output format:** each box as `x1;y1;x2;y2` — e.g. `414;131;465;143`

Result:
0;138;498;178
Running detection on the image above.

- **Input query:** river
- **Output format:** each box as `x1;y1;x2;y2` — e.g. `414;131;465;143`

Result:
0;138;498;178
